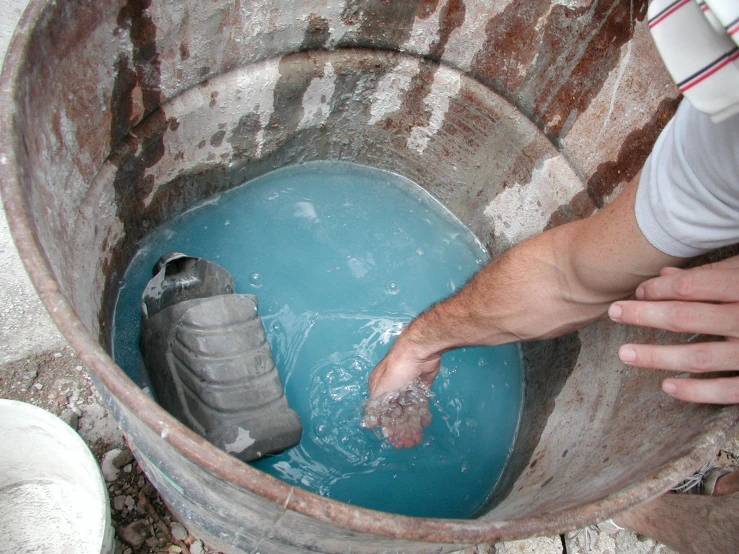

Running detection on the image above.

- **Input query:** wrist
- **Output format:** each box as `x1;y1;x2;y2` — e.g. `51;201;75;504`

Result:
399;320;445;363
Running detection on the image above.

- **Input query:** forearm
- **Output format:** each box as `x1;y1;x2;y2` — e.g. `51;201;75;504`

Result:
400;175;684;361
401;225;608;359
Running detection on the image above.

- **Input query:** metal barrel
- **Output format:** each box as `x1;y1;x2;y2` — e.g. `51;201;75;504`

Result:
1;1;736;552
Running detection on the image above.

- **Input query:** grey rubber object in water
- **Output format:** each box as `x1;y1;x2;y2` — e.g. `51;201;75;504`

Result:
140;253;302;462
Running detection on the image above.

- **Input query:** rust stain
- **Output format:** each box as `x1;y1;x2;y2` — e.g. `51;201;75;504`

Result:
429;0;466;59
110;56;139;148
471;1;550;106
301;14;331;50
226;113;262;159
117;0;163;115
544;189;597;231
377;0;466;153
339;0;431;49
586;96;681;208
532;0;649;138
504;137;552;191
101;0;167;343
416;0;442;20
472;1;649;142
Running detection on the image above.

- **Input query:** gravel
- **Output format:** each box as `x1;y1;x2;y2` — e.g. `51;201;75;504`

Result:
0;349;225;554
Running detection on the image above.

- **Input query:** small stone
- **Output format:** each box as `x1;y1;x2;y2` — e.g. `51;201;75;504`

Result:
170;522;188;541
145;536;160;548
33;382;43;391
116;520;149;549
168;545;182;553
123;549;132;554
101;449;123;481
113;495;126;512
59;409;79;430
56;395;67;405
75;365;83;371
102;448;135;481
53;352;62;358
112;449;134;468
124;495;135;508
123;463;133;473
190;540;205;554
137;476;145;488
18;366;38;392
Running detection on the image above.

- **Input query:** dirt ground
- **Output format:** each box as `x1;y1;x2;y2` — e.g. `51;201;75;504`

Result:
0;348;221;554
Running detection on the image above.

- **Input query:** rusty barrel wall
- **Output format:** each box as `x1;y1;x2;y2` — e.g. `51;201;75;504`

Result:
1;1;737;553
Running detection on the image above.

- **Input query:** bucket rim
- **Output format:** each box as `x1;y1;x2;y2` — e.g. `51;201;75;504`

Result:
1;0;738;545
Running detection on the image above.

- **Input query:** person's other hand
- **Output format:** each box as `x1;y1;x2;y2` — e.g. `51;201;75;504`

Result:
364;336;441;448
608;254;739;404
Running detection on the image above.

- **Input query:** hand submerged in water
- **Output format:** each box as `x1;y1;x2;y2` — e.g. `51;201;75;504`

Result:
609;255;739;404
364;335;441;448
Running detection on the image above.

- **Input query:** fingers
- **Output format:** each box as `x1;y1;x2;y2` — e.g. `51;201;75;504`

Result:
618;342;739;372
609;300;739;337
662;376;739;404
613;257;739;406
636;267;739;303
659;266;683;276
616;340;739;404
363;380;432;449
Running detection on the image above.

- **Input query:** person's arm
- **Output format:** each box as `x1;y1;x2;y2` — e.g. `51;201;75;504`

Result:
369;172;684;397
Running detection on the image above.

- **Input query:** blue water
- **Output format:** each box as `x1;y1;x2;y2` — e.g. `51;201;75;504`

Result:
112;161;523;518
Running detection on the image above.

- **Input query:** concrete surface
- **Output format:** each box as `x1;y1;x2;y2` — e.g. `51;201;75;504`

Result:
0;0;67;365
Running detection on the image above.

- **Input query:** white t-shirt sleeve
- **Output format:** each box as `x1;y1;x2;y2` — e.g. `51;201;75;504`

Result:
635;100;739;258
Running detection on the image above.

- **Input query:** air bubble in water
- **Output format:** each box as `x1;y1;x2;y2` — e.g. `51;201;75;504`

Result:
270;322;283;333
313;419;328;437
385;281;400;295
416;248;424;256
249;272;263;288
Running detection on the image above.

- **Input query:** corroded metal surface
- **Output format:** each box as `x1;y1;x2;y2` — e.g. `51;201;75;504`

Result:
1;1;737;552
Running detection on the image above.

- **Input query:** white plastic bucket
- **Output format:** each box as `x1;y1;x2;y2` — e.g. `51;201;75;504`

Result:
0;399;114;554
